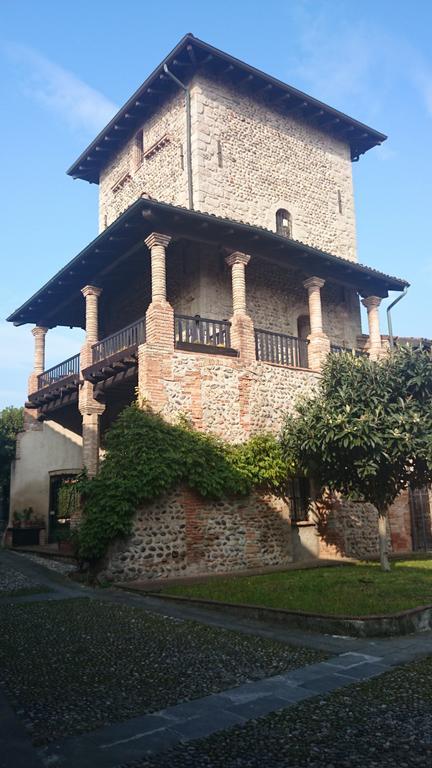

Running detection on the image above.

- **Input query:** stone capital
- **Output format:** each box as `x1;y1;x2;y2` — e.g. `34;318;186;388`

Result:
225;252;251;268
144;232;172;250
81;285;102;299
362;295;382;310
303;276;325;291
31;326;48;338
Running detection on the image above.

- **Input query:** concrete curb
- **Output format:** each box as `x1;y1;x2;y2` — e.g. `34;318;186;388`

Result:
129;592;432;637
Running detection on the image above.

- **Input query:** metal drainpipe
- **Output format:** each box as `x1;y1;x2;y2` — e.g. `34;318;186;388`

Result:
163;63;193;210
386;285;408;349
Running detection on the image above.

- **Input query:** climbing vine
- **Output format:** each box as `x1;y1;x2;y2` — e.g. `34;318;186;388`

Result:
76;405;287;563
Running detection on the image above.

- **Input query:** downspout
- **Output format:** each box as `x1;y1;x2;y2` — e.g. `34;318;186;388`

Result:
386;286;408;349
163;63;193;210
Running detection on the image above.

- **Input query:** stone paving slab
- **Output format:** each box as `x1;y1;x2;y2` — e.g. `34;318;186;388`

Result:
40;652;394;768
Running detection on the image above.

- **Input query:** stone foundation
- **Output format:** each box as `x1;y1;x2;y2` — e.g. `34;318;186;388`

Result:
100;488;293;582
315;495;413;560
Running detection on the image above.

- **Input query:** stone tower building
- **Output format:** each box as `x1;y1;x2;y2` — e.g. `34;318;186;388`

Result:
6;35;419;574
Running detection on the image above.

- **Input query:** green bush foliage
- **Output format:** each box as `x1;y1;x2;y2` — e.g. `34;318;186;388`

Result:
58;481;80;520
77;405;286;563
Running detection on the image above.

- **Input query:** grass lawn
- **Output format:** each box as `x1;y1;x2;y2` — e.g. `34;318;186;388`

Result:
162;558;432;616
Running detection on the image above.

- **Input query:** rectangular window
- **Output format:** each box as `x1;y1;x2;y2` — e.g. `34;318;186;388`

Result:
288;477;310;522
133;129;144;170
337;189;343;214
217;140;223;168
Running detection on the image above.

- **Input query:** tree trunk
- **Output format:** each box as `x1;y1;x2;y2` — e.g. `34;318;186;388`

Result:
378;509;391;572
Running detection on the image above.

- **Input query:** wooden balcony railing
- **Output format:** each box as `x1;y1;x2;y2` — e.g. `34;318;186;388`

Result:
37;354;80;389
255;329;308;368
175;314;232;350
330;344;367;358
92;317;146;363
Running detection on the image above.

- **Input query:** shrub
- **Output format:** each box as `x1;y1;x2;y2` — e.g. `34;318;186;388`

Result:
77;405;286;564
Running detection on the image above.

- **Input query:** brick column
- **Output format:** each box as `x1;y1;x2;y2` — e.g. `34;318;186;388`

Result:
225;252;255;363
79;285;105;477
144;233;174;349
362;295;383;359
303;277;330;371
138;233;174;411
28;325;48;395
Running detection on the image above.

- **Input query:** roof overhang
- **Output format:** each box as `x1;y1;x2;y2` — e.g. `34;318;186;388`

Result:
7;200;409;328
67;33;387;184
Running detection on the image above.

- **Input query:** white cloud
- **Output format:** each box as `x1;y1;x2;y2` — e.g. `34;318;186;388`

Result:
4;43;118;133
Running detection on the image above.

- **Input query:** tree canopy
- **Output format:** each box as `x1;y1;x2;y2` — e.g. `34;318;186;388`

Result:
0;406;24;517
281;347;432;570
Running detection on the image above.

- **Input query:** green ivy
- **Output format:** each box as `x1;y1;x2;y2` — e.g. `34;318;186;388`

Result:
77;405;287;563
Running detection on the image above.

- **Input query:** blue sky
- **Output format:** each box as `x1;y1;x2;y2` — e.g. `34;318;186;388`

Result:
1;0;431;408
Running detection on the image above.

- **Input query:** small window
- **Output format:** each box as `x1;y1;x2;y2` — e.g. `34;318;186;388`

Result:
276;208;292;238
217;140;223;168
288;477;310;522
180;143;185;170
133;129;144;170
337;189;343;214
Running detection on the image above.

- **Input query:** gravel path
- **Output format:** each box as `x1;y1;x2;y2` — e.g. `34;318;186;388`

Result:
134;655;432;768
0;560;49;596
0;597;326;745
15;552;77;575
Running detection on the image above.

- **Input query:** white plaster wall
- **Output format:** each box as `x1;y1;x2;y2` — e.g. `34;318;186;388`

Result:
9;422;83;525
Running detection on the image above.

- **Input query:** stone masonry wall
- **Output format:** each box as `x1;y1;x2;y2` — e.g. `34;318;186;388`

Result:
154;350;320;442
188;250;362;350
316;495;413;560
192;75;357;261
101;487;293;582
99;91;189;231
98;75;357;262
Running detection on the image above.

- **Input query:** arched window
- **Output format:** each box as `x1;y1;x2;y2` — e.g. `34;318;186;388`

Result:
276;209;292;238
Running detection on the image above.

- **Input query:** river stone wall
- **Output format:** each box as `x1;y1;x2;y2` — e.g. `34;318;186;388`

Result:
100;488;293;582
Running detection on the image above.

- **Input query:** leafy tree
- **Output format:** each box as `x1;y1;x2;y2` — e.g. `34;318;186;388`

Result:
281;348;432;571
0;406;24;519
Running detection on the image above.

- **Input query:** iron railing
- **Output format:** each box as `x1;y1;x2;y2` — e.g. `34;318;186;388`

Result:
37;354;80;389
255;329;308;368
92;317;146;363
330;344;367;358
175;314;231;348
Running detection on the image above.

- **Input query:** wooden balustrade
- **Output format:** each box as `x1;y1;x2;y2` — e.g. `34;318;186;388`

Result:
92;318;146;363
330;344;367;358
255;329;308;368
37;354;80;389
175;314;232;349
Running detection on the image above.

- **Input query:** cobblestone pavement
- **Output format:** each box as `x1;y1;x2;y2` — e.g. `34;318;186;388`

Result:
16;552;77;576
0;559;49;596
1;549;432;768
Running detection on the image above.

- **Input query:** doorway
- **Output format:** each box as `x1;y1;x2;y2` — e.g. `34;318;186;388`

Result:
409;486;432;551
297;315;311;369
48;472;79;544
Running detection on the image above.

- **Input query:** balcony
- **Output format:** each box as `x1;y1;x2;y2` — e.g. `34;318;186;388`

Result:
29;316;319;412
83;317;146;384
175;314;236;356
330;344;368;358
255;329;309;368
28;354;81;410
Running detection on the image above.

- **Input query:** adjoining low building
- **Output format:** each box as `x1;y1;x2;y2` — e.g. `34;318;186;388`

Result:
6;34;430;573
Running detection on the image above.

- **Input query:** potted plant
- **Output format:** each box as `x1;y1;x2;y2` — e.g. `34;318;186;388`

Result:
54;526;76;555
12;510;22;528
